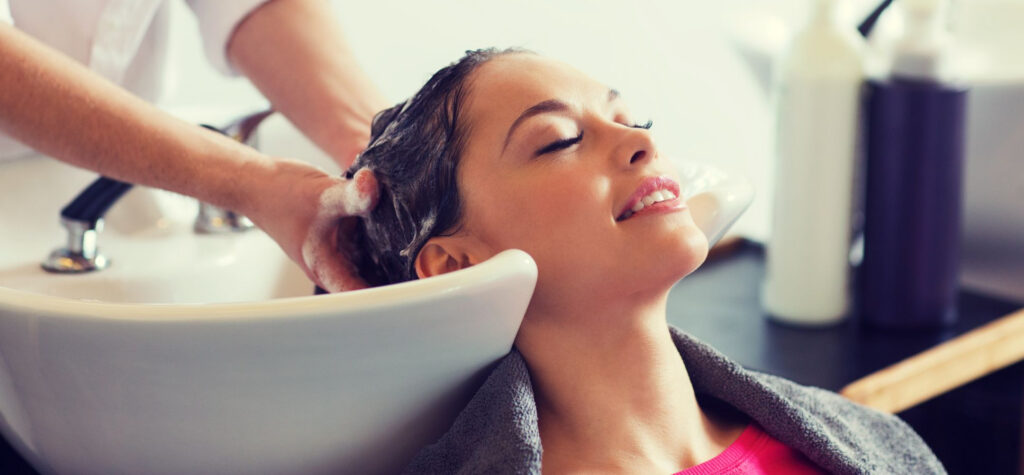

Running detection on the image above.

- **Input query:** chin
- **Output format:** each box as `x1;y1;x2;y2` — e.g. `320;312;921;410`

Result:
657;223;710;284
538;223;709;300
618;224;709;297
681;225;710;275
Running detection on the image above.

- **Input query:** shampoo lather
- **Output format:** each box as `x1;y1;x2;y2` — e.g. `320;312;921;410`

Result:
762;0;866;326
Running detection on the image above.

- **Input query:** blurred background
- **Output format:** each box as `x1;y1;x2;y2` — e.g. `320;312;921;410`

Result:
159;0;1024;303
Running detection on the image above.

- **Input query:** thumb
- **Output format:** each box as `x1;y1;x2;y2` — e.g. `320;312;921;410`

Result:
302;226;369;293
320;168;380;218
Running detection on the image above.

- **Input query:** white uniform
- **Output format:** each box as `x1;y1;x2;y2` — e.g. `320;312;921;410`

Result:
0;0;268;160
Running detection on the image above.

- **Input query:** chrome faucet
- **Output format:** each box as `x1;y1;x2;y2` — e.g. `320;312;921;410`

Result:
41;218;110;273
41;176;131;273
194;203;254;234
192;110;274;234
41;110;276;273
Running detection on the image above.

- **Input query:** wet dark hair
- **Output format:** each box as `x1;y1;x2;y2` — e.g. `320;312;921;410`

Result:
345;47;529;286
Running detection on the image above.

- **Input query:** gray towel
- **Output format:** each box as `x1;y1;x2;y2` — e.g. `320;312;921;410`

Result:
403;325;946;474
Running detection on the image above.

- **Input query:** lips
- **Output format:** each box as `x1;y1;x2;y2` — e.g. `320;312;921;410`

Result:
616;176;683;221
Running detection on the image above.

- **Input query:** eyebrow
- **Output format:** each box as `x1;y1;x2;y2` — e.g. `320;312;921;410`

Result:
502;88;621;152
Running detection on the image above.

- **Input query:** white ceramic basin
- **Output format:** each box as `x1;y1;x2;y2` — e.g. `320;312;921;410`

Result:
0;250;536;474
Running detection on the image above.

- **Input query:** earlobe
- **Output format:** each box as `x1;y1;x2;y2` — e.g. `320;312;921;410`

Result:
414;240;476;279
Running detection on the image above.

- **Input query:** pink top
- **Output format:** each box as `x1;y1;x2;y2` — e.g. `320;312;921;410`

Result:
673;423;825;475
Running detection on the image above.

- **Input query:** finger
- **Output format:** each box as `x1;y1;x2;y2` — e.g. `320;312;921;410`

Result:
348;167;380;216
315;168;379;218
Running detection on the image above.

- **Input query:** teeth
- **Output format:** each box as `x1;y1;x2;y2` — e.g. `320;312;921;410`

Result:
620;187;677;221
641;189;673;206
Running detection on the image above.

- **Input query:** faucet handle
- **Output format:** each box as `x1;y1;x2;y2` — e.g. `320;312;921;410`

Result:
41;218;110;273
194;202;255;234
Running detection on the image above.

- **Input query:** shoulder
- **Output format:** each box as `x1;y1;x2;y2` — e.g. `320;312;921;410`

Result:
402;350;542;474
668;325;946;474
750;370;946;473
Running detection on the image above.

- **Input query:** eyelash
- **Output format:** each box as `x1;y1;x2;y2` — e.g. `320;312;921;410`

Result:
534;120;654;156
632;120;654;130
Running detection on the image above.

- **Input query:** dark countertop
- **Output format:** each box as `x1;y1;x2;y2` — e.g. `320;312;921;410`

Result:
3;240;1022;474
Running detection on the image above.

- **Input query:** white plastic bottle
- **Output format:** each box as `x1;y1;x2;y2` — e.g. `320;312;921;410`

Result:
761;0;865;326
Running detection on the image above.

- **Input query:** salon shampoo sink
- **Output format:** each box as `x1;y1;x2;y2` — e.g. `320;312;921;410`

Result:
0;249;536;474
0;117;538;474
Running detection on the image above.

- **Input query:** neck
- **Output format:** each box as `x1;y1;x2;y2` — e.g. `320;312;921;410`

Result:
515;293;742;472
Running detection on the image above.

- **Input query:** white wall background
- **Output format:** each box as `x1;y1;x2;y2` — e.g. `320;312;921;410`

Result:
157;0;829;242
154;0;945;243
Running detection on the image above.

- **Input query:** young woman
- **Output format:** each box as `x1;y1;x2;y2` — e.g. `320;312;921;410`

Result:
346;48;945;474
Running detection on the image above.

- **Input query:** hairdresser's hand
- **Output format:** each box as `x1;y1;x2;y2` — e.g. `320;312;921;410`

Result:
243;158;379;293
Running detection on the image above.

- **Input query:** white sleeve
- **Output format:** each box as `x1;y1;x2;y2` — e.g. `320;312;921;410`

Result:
184;0;271;76
0;0;13;25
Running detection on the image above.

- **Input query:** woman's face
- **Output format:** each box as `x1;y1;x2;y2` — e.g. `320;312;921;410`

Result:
426;54;708;309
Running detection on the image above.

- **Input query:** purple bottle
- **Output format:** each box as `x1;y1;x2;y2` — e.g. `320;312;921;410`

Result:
859;78;966;328
857;0;966;328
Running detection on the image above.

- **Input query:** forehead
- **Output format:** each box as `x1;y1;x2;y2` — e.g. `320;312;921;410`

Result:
463;54;609;131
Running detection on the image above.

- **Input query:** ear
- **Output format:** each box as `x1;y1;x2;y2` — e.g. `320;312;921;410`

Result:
414;235;490;279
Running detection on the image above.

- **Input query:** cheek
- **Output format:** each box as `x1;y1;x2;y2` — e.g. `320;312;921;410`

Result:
457;176;607;298
468;171;610;251
460;167;707;294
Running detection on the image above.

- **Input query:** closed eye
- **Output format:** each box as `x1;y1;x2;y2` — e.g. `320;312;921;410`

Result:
535;132;584;157
533;120;650;157
631;120;653;130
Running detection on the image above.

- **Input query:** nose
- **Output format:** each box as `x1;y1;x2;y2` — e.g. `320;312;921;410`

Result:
612;125;658;168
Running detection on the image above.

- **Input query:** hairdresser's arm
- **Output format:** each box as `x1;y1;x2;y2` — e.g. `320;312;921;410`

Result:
227;0;389;168
0;23;376;291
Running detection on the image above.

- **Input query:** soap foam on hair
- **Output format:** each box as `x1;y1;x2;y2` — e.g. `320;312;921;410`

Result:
300;169;376;292
319;169;374;216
